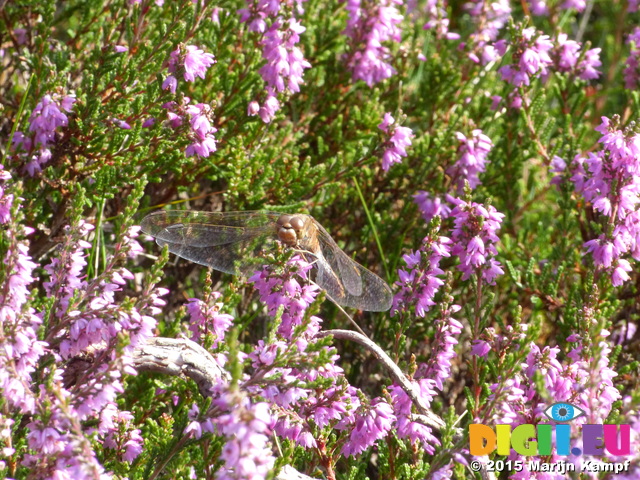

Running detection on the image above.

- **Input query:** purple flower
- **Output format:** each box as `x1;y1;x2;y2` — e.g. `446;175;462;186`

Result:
497;26;553;89
624;28;640;90
378;113;414;171
186;294;234;347
258;18;311;94
162;74;178;93
249;255;320;339
569;116;640;286
482;320;623;475
103;410;144;462
167;44;216;83
471;339;491;357
343;0;403;86
185;103;218;157
213;393;275;480
553;33;601;80
163;100;218;158
11;92;76;176
449;198;505;284
464;0;511;64
392;231;452;317
447;129;493;192
413;192;452;222
561;0;585;10
341;400;396;456
0;224;45;416
528;0;549;15
423;0;459;40
417;304;463;390
239;0;310;123
0;165;13;224
389;379;440;452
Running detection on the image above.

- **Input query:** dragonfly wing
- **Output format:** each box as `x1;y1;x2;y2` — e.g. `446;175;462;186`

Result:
314;222;393;312
141;210;280;275
156;236;275;275
141;211;279;247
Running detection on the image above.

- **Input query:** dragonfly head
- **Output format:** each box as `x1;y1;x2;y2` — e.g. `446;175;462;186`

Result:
276;214;305;247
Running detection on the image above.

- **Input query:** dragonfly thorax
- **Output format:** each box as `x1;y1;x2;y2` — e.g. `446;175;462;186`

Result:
276;214;306;247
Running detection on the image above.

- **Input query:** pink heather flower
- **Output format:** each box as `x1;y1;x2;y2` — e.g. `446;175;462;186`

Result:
447;129;493;192
471;339;491;357
528;0;549;15
0;200;167;478
464;0;511;65
103;411;144;462
392;231;452;318
247;100;260;116
167;44;216;83
423;0;459;40
624;28;640;90
162;74;178;93
389;379;440;452
239;0;310;123
630;0;640;11
213;394;275;480
0;165;13;224
259;18;311;94
552;34;601;81
417;303;463;390
430;463;454;480
185;103;218;158
114;45;128;53
256;92;280;123
378;113;414;171
14;28;27;45
343;0;403;86
497;27;553;89
249;255;320;339
561;0;585;10
186;294;234;347
11;92;76;176
549;154;568;187
0;225;45;416
164;100;218;158
413;192;452;222
449;198;505;284
569;116;640;286
341;400;396;457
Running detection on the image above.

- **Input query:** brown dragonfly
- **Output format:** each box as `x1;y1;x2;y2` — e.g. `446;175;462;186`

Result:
141;210;393;311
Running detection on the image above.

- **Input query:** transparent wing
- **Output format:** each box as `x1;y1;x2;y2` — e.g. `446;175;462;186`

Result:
312;220;393;312
140;210;281;275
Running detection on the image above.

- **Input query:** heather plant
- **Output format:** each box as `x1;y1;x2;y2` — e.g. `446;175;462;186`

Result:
2;0;640;479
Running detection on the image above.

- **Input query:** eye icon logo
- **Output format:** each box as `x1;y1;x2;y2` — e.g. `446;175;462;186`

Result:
543;402;585;422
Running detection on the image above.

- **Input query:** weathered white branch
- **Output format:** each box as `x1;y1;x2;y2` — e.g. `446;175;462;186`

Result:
133;337;228;397
319;329;446;430
132;337;314;480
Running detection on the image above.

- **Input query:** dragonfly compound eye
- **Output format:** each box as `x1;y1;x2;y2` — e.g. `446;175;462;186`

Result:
278;227;298;246
289;216;305;231
277;214;292;227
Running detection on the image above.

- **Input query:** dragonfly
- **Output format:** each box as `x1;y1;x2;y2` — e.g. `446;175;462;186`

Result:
140;210;393;311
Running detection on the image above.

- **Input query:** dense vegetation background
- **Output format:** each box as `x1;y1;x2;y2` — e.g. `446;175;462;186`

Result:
1;0;639;479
